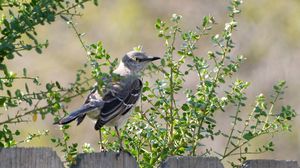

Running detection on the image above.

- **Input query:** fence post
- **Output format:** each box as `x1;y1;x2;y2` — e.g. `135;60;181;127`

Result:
0;147;64;168
160;156;224;168
71;151;139;168
242;160;299;168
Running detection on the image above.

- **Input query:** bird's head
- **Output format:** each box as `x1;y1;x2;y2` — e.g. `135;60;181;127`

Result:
121;51;160;73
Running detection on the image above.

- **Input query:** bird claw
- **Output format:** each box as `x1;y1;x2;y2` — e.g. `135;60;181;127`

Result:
99;147;107;152
119;146;125;152
116;147;131;159
116;151;121;159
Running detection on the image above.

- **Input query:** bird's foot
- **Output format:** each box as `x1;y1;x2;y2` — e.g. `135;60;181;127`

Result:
99;146;107;152
98;142;106;152
116;147;132;159
119;146;125;152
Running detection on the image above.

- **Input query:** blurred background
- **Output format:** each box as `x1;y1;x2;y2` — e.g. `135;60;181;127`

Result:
5;0;300;163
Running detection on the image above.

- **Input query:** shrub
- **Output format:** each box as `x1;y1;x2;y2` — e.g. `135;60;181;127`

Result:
0;0;296;167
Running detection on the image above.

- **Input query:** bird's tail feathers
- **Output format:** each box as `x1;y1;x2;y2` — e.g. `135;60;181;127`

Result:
55;105;97;125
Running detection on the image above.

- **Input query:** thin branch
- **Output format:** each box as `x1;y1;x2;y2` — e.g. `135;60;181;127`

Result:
0;76;36;80
221;130;279;160
68;21;88;53
56;0;91;16
168;25;178;143
229;151;267;156
0;88;90;125
262;91;280;131
223;101;241;156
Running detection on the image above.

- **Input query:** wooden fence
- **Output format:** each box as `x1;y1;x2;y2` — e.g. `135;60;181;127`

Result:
0;148;298;168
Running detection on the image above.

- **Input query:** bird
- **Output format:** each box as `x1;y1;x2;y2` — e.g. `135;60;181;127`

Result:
55;50;160;151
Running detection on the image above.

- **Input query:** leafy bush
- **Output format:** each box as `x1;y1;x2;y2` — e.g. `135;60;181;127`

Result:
0;0;99;165
0;0;296;167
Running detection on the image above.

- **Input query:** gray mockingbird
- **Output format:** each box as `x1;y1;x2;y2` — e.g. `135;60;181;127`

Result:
56;50;160;150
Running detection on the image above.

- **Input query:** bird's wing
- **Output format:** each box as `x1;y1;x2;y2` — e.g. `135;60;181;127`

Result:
57;96;103;125
76;85;100;125
94;78;142;130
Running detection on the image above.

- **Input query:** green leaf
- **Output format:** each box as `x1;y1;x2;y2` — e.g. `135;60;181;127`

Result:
0;97;6;107
202;16;209;27
33;78;40;85
93;0;99;6
46;83;53;91
181;103;189;111
55;81;61;89
243;132;254;141
15;89;22;98
25;83;29;93
60;15;69;22
22;68;27;77
0;64;7;71
15;130;20;135
51;138;57;143
35;47;42;54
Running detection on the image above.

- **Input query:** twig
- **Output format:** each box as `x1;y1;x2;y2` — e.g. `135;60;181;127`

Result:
262;91;280;131
221;130;279;160
0;88;90;125
56;0;90;16
223;101;241;156
68;21;89;53
167;25;179;144
0;76;36;80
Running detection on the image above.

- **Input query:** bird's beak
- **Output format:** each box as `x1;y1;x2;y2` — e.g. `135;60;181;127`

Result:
142;56;160;62
149;57;160;61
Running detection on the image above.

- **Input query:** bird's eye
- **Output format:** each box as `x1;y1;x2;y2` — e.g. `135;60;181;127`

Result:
134;57;141;62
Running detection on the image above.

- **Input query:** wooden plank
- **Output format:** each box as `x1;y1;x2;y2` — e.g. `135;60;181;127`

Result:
0;147;64;168
71;151;138;168
160;156;224;168
242;160;299;168
1;147;300;168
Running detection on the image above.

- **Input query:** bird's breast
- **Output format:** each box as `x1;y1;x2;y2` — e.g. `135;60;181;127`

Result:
86;108;101;119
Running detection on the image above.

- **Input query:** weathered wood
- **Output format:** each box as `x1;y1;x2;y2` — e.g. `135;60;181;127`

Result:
160;156;224;168
1;147;300;168
242;160;299;168
0;147;64;168
71;151;138;168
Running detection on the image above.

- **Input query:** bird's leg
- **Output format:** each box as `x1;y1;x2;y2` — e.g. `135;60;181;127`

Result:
98;128;105;152
115;126;124;151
